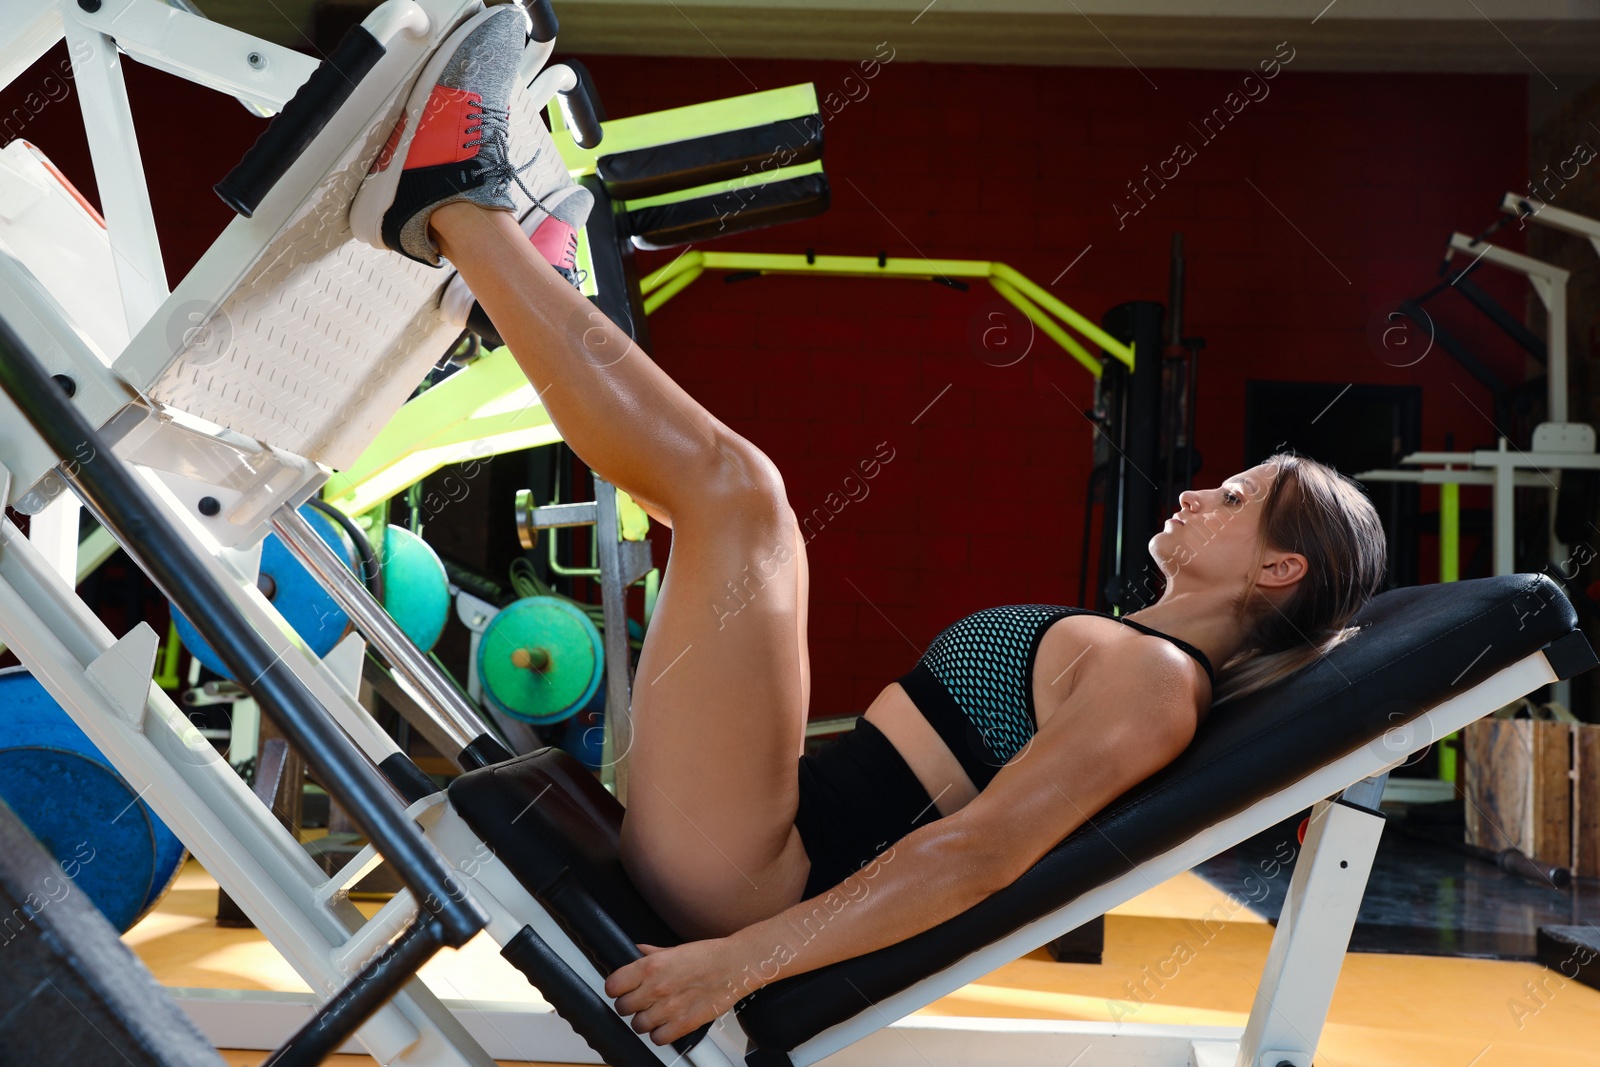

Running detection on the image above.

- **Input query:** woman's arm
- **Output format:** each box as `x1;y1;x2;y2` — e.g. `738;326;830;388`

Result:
725;638;1200;994
604;815;996;1046
606;641;1200;1043
721;813;998;1001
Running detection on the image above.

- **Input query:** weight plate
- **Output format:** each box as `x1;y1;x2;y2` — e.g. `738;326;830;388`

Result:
477;596;603;724
173;504;354;677
380;525;450;652
0;668;186;930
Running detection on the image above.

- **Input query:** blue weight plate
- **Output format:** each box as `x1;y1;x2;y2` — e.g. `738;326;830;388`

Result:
174;504;354;677
0;747;157;932
0;668;186;929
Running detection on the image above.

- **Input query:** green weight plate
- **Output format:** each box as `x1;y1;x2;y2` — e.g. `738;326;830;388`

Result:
380;525;451;652
477;596;604;724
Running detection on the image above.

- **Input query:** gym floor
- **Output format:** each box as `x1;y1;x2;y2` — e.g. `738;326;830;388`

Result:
1199;806;1600;962
134;809;1600;1067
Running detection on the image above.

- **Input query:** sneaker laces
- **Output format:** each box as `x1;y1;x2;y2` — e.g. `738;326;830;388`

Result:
465;104;541;205
559;230;588;286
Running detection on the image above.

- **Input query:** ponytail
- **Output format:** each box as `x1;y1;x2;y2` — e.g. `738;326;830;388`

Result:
1211;623;1362;707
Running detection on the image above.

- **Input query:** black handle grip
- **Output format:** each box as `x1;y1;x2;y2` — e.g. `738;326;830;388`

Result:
537;867;711;1055
525;0;559;43
215;25;385;218
501;925;665;1067
559;82;603;150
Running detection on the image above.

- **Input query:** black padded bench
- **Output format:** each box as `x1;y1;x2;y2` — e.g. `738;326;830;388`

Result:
448;573;1594;1067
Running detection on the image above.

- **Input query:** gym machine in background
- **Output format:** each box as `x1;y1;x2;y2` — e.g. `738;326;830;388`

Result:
1086;233;1204;614
634;242;1173;621
1358;193;1600;596
1357;192;1600;716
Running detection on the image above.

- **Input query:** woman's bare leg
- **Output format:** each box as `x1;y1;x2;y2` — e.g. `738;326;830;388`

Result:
430;203;814;936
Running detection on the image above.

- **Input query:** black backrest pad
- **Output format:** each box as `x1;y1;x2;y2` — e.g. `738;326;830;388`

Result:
736;574;1580;1051
626;174;830;250
597;115;825;202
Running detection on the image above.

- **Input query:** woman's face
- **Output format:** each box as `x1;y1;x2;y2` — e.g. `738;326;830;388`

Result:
1150;462;1279;586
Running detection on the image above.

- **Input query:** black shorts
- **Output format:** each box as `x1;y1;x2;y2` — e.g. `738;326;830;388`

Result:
794;715;943;900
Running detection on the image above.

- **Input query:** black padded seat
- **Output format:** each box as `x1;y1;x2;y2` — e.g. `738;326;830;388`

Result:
448;737;686;955
447;574;1588;1057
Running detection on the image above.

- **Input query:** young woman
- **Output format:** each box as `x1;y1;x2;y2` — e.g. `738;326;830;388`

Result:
351;4;1389;1047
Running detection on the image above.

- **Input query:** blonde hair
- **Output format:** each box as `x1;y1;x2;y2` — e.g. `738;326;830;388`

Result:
1210;452;1389;708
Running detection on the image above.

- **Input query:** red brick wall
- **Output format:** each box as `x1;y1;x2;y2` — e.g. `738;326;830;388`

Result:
2;44;1530;719
574;53;1530;716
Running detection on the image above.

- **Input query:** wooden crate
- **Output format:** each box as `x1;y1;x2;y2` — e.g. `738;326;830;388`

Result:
1580;727;1600;879
1463;718;1573;870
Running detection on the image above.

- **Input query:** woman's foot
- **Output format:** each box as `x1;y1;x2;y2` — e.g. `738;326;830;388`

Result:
349;3;534;266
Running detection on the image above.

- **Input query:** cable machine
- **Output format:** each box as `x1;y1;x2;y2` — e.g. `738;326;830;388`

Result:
1086;234;1204;613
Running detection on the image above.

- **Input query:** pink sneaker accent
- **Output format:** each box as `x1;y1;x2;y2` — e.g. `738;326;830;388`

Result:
529;218;577;272
371;87;486;174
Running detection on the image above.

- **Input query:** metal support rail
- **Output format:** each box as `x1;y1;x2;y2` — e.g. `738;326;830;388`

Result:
0;314;491;1059
271;506;514;771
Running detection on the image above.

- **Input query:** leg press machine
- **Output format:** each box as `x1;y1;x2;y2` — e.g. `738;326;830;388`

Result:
0;1;1595;1064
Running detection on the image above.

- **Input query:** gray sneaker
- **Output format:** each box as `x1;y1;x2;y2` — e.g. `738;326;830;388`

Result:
350;3;535;265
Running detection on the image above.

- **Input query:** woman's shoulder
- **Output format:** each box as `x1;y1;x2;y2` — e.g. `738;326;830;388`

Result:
1040;611;1202;689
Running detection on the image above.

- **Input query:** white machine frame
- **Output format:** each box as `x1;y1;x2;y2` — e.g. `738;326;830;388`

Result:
1357;193;1600;710
0;2;1574;1065
1375;195;1600;580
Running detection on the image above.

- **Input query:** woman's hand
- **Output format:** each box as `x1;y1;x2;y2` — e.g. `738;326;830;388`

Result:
604;939;747;1046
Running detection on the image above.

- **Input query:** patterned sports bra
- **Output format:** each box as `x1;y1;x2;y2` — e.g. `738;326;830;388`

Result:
894;605;1216;790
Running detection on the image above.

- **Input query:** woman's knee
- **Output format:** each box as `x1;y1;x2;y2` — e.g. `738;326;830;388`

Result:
701;437;792;518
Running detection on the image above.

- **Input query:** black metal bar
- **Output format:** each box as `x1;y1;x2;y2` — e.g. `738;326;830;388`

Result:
581;172;652;347
1398;301;1507;396
0;316;486;948
1166;232;1185;349
460;731;515;769
263;913;448;1067
1420;255;1488;303
1451;276;1549;365
532;868;712;1055
524;0;558;43
1098;301;1164;612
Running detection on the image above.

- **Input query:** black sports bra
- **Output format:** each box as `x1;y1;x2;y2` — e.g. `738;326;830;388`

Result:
894;605;1215;790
